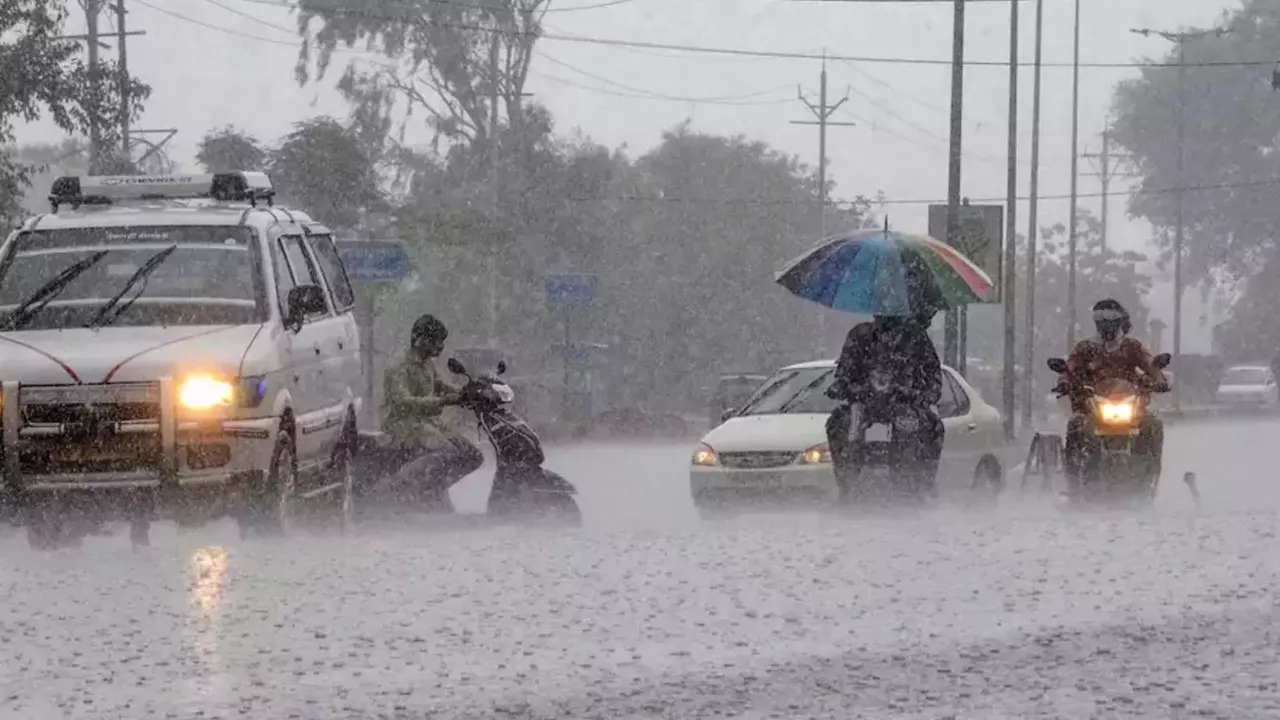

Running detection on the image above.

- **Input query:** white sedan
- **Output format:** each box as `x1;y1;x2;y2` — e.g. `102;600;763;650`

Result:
1215;365;1277;407
690;360;1007;507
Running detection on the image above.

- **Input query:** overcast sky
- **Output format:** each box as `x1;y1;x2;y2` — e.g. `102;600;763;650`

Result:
18;0;1240;350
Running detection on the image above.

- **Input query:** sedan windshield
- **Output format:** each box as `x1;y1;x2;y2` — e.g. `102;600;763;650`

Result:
0;225;266;329
737;367;837;416
1222;368;1269;386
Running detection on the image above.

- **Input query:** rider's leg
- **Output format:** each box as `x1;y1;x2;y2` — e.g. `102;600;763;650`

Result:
1135;414;1165;478
1064;413;1089;494
826;406;855;500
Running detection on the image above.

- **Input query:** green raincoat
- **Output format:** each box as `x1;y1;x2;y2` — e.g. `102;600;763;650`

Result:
382;356;458;451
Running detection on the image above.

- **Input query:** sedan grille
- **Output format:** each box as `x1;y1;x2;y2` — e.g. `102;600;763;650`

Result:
718;451;798;469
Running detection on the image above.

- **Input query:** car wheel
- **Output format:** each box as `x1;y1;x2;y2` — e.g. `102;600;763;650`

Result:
332;437;355;534
238;430;298;538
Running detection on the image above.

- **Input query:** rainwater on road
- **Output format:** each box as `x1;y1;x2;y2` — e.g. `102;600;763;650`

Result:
4;419;1280;718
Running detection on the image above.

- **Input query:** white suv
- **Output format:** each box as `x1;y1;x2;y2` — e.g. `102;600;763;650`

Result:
0;172;363;548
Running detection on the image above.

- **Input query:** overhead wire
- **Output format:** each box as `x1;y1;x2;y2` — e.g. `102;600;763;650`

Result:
224;0;1262;70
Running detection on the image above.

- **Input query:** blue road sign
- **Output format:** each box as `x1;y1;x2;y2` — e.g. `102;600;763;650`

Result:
545;273;596;305
335;239;411;282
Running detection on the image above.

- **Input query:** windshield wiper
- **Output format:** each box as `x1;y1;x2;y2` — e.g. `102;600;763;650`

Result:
2;250;110;332
86;244;178;329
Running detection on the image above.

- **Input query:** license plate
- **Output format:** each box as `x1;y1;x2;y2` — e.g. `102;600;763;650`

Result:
733;473;781;487
865;424;891;442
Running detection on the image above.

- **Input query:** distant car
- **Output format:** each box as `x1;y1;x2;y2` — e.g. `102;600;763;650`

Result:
689;359;1006;508
1215;365;1277;407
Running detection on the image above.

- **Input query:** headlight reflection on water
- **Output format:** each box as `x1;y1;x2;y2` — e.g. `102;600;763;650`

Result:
189;546;229;615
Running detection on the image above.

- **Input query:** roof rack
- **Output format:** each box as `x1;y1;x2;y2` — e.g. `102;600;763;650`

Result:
48;171;276;212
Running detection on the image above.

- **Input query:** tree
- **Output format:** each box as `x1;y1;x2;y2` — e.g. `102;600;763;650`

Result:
0;0;149;226
269;116;386;230
197;126;268;173
293;0;547;159
1110;2;1279;285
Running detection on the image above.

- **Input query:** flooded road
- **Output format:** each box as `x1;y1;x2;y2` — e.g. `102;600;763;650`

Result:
3;418;1279;718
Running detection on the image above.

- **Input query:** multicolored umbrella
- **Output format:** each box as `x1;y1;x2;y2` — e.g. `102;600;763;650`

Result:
775;229;996;316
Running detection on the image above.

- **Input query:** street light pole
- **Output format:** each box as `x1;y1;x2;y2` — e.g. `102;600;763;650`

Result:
1001;0;1018;442
1021;0;1043;429
1066;0;1081;350
944;0;966;371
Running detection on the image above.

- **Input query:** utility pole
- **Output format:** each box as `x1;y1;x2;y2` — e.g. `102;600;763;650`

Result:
115;0;130;160
1081;127;1138;253
1130;25;1231;413
792;56;856;357
1021;0;1044;429
1066;0;1080;350
85;0;103;171
944;0;966;370
1001;0;1018;442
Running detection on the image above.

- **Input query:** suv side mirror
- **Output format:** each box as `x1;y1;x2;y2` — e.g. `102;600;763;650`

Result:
285;285;327;331
446;358;467;375
1153;353;1172;369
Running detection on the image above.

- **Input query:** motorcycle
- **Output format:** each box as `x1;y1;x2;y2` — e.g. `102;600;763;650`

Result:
351;359;581;525
830;367;938;502
446;357;581;522
1046;352;1171;504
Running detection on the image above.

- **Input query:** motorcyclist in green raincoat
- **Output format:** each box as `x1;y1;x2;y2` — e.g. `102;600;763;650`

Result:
381;314;483;498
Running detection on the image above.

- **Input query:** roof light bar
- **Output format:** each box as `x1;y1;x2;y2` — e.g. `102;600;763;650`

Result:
48;171;276;211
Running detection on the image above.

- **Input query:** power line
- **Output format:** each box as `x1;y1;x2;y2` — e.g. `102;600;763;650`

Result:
537;52;794;104
225;0;1259;70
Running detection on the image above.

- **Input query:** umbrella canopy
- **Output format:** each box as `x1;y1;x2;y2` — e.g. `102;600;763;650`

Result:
775;229;996;316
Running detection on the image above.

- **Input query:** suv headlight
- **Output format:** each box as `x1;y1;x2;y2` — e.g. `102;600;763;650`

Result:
179;375;235;410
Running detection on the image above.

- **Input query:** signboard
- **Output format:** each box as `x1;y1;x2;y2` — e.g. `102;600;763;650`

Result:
927;204;1003;302
545;273;596;305
335;239;410;282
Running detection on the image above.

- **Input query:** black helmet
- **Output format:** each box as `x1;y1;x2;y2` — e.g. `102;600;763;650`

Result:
410;314;448;351
1092;299;1130;341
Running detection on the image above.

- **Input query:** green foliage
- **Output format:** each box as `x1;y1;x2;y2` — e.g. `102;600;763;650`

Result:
269;116;386;230
0;0;150;226
196;126;268;173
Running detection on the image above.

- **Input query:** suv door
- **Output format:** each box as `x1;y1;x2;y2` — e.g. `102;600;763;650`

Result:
303;230;361;426
275;234;341;470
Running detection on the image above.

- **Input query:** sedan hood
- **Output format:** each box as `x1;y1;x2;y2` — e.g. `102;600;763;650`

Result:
0;324;265;385
700;413;829;453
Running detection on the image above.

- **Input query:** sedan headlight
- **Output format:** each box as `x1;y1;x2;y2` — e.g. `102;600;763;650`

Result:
179;375;235;410
691;442;719;467
799;443;832;465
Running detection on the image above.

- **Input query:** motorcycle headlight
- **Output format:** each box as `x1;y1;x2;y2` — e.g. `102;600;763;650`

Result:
799;443;832;465
179;375;235;410
1097;397;1136;424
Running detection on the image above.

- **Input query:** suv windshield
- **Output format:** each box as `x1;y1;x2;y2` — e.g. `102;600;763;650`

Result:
0;225;266;329
737;366;837;416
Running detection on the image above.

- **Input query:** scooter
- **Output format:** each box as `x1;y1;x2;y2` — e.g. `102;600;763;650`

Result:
445;357;581;522
1046;353;1171;506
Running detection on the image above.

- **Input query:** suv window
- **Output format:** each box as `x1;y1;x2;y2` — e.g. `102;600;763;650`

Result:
279;235;329;320
307;234;355;311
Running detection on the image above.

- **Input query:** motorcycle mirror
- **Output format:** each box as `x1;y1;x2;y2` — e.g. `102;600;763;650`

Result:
446;358;467;375
496;360;507;376
1046;358;1068;374
1153;353;1172;369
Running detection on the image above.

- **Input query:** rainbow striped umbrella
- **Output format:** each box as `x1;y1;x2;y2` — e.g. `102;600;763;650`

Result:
775;229;996;316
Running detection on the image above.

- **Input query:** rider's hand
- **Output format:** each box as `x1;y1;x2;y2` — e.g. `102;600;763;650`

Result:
442;390;464;405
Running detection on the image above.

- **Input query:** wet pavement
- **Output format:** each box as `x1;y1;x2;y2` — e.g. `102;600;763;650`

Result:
3;420;1280;718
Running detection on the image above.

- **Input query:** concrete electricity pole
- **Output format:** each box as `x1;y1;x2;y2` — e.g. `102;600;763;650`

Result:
85;0;103;171
1130;25;1231;413
1001;0;1019;442
792;57;856;357
1081;127;1137;253
1066;0;1081;350
115;0;131;160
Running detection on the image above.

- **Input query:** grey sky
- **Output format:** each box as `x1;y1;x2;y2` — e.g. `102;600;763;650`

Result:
19;0;1238;349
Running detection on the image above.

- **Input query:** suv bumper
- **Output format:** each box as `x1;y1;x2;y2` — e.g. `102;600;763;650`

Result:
1;378;277;499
